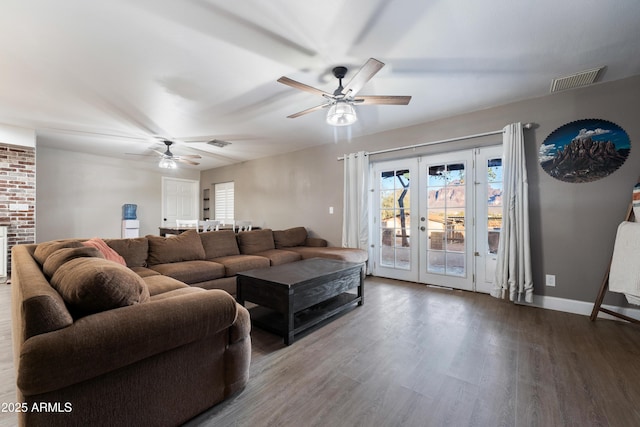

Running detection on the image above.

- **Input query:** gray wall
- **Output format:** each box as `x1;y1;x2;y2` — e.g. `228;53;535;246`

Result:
36;147;199;241
201;74;640;306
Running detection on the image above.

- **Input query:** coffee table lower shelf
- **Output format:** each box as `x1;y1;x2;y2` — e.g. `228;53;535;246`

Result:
249;292;361;342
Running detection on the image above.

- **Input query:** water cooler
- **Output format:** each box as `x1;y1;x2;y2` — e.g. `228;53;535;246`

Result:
122;204;140;238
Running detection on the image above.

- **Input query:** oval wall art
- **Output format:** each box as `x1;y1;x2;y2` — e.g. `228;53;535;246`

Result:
538;118;630;183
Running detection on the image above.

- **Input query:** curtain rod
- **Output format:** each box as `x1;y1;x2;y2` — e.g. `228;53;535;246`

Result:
337;122;534;160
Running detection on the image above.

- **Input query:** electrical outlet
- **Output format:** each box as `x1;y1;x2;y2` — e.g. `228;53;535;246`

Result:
329;206;334;214
546;274;556;287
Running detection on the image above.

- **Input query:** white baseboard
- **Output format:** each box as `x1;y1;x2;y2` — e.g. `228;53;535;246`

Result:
530;294;640;322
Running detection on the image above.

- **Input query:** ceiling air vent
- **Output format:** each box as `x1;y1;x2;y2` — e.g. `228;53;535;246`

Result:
550;67;604;93
206;139;231;148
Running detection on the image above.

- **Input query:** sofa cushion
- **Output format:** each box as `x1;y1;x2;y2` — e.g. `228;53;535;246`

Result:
143;275;189;296
43;246;104;278
211;254;270;276
303;237;328;247
105;237;149;268
200;230;240;258
33;240;84;265
146;230;206;265
149;286;205;301
130;266;161;278
50;257;150;316
82;237;127;266
286;246;369;263
237;229;275;255
148;260;225;285
253;249;302;266
273;227;308;248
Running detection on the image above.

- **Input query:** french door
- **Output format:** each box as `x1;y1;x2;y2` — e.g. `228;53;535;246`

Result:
474;146;503;294
372;159;419;282
419;151;474;290
371;146;503;293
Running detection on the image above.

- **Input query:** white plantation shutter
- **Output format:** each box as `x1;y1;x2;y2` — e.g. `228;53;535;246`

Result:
214;182;234;223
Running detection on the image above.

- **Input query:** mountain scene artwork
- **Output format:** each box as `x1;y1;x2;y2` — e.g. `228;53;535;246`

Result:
538;119;630;183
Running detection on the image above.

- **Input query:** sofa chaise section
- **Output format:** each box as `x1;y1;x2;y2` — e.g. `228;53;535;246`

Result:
273;227;368;264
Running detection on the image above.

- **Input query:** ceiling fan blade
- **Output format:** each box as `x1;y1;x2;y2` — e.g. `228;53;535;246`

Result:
277;76;332;98
354;95;412;105
341;58;385;97
287;103;330;118
125;152;155;157
176;154;202;159
176;158;200;166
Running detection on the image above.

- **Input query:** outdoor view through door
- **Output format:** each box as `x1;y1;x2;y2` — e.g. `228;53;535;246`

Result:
372;146;503;293
425;161;467;278
379;168;411;271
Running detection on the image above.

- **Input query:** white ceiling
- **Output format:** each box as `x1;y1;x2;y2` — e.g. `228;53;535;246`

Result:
2;0;640;170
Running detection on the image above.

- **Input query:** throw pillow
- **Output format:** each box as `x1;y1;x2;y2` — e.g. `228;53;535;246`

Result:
43;246;104;278
199;230;240;258
33;240;84;266
51;257;150;316
237;229;275;254
146;229;206;265
104;237;149;267
82;237;127;266
273;227;308;248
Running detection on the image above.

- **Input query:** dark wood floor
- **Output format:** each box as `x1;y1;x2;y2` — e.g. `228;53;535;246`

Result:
2;277;640;426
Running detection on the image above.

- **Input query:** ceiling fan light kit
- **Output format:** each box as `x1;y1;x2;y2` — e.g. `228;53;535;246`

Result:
326;100;357;126
278;58;411;127
158;157;177;169
154;140;201;168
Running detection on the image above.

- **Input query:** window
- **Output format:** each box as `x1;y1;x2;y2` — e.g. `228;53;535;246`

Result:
214;182;234;223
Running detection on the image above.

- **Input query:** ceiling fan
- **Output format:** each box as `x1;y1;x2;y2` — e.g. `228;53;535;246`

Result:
155;139;201;168
277;58;411;126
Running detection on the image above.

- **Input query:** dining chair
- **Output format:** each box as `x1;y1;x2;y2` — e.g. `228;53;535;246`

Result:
176;219;199;231
236;221;252;232
201;220;220;232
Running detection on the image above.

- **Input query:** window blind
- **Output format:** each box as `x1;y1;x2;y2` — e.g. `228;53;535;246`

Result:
214;182;234;222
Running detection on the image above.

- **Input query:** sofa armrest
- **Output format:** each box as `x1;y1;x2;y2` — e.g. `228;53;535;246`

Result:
224;304;251;397
304;237;327;247
18;289;238;396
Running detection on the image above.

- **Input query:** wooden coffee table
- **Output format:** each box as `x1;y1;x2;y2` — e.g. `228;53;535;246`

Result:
236;258;364;345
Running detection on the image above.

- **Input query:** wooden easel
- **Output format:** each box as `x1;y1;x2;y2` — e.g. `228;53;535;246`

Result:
590;202;639;323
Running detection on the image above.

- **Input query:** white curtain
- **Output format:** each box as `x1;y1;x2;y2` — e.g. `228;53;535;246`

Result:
492;123;533;303
342;152;369;251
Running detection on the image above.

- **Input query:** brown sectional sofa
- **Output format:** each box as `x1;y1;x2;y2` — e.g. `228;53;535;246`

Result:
11;226;366;426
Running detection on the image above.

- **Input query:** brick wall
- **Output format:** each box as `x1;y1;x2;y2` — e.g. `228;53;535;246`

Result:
0;143;36;274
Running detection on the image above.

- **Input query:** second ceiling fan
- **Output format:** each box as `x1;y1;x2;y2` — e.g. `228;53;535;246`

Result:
277;58;411;126
156;139;201;169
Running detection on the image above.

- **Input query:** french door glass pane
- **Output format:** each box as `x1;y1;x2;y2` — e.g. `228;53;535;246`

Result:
426;162;467;277
379;169;411;270
446;253;465;276
428;251;445;274
487;158;503;254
